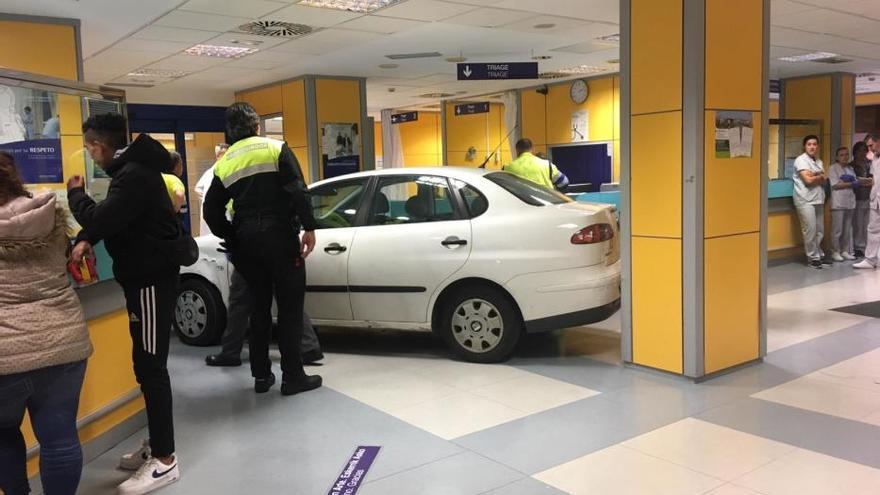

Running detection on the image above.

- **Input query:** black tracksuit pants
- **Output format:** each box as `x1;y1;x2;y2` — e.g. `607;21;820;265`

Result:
121;276;178;458
231;216;307;382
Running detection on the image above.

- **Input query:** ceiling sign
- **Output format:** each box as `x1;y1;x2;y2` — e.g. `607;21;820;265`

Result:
457;62;538;80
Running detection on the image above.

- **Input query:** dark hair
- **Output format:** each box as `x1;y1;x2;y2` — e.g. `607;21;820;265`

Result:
23;106;31;112
803;135;819;147
865;134;877;143
169;150;182;167
854;141;869;156
515;138;533;155
835;146;848;155
225;103;259;144
82;112;128;150
0;151;32;206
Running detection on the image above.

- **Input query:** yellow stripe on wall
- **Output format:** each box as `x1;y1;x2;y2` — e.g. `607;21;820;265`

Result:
631;111;682;238
632;237;683;373
705;0;763;111
704;233;760;373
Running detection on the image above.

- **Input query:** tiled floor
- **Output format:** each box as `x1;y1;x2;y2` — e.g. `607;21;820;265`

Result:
68;261;880;495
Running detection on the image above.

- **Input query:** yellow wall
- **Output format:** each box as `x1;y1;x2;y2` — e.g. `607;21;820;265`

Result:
444;102;508;169
0;21;78;80
281;80;310;183
784;76;832;166
374;121;383;158
316;79;363;179
856;92;880;107
236;84;282;116
396;112;442;166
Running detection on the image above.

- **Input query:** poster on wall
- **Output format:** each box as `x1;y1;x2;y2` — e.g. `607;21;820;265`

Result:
322;123;360;179
0;85;64;183
0;138;63;183
571;110;589;143
715;111;754;158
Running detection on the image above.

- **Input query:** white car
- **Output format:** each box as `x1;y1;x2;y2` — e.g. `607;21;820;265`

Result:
174;167;620;363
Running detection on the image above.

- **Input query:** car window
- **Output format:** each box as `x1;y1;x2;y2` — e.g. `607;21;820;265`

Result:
486;171;572;206
368;175;457;226
309;179;368;229
452;179;489;218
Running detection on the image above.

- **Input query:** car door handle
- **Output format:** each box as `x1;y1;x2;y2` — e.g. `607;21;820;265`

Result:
324;243;347;254
441;236;468;247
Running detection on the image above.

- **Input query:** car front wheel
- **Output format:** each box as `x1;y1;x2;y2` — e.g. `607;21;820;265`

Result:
436;285;522;363
174;277;226;346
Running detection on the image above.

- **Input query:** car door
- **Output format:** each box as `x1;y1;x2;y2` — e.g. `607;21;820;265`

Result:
347;174;472;323
304;177;368;321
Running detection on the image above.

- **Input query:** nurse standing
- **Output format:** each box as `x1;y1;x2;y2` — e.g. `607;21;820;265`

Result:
853;140;880;269
828;146;857;262
793;135;828;269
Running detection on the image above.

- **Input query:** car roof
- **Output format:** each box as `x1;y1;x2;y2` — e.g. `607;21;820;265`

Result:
311;166;496;187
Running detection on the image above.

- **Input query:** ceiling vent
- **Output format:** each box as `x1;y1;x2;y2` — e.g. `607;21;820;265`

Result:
386;52;443;60
238;20;314;38
105;82;155;88
538;72;569;80
419;92;455;98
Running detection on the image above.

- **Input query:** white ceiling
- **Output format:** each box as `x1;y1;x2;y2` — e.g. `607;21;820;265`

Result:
0;0;878;109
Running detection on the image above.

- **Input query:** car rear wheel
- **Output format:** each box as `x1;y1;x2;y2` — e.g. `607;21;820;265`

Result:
174;277;226;346
436;285;522;363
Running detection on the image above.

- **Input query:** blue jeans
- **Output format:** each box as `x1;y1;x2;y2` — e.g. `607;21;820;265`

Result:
0;360;87;495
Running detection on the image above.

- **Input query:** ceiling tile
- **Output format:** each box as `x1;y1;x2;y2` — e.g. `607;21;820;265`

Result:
179;66;257;81
223;56;284;70
265;4;363;27
148;53;231;70
770;0;820;19
84;48;168;75
442;8;535;28
132;26;220;44
111;38;192;54
270;29;383;55
492;0;619;22
551;41;615;55
377;0;478;22
205;32;291;50
340;15;428;34
154;10;252;31
179;0;289;18
442;0;506;5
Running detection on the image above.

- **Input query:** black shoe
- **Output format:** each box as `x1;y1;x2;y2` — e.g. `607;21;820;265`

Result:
855;249;865;258
302;349;324;365
281;375;322;396
821;258;833;265
255;372;276;393
810;260;823;269
205;354;242;367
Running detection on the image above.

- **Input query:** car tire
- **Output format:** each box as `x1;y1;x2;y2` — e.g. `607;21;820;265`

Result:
436;285;522;363
174;277;226;346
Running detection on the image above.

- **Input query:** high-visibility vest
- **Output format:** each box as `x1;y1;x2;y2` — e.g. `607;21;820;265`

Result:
213;136;283;189
503;152;559;189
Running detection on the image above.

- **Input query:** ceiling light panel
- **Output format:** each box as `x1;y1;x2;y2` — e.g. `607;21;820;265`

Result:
299;0;403;13
778;51;838;62
128;68;191;78
184;44;259;58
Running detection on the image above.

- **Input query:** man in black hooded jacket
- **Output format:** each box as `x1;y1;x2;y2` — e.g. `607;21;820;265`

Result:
67;113;181;494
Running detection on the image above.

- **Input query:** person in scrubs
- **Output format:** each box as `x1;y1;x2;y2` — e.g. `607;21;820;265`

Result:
828;146;857;262
854;139;880;269
793;135;828;269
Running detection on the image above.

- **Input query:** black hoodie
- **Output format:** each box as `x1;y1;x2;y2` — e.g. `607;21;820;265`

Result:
69;134;180;286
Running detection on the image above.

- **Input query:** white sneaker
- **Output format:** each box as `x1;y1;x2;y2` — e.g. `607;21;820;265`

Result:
119;439;151;471
832;252;844;262
118;456;179;495
842;252;856;261
853;259;876;269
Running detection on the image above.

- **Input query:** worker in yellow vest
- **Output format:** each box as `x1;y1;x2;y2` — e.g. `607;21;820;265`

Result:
161;151;186;213
503;138;569;190
204;102;321;396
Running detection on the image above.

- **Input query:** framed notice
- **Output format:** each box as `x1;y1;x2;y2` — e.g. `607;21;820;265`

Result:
322;122;360;179
715;111;754;159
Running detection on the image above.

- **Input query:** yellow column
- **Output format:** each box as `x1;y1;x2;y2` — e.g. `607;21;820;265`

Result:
622;0;768;378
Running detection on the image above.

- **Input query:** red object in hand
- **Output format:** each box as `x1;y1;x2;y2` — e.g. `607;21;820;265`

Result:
68;256;98;285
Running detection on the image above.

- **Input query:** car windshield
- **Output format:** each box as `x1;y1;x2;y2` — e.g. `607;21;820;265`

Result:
485;172;572;206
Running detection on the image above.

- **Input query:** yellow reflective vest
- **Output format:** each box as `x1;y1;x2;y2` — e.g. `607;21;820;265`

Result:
503;152;560;189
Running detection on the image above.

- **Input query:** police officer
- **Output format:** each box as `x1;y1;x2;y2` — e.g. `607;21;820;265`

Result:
504;138;568;190
203;102;321;395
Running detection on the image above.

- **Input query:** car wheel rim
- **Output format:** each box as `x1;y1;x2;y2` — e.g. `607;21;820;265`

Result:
175;290;208;339
451;298;504;354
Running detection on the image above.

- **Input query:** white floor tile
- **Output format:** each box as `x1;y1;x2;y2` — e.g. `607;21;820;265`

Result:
324;368;459;412
735;448;880;495
705;485;764;495
392;391;526;440
621;418;796;480
413;359;529;391
752;373;880;424
471;373;599;414
534;445;724;495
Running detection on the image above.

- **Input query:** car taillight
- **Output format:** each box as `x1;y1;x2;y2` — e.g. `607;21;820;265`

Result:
571;223;614;244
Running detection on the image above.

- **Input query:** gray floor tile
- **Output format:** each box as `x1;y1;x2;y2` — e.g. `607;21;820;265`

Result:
479;477;569;494
360;451;523;495
699;398;880;470
768;261;860;295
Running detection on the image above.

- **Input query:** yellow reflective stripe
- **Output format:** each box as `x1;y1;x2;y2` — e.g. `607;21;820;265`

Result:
220;161;278;188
